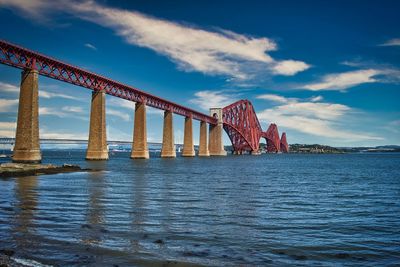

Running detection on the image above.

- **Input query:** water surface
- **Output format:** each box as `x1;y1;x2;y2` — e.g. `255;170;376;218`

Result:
1;151;399;266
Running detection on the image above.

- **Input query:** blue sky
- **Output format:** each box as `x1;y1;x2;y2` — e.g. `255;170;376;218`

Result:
0;0;399;146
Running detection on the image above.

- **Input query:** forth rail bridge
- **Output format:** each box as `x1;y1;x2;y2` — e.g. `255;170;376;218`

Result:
0;40;288;163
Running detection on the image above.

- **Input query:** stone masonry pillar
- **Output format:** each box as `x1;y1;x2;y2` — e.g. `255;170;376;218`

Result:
161;110;176;158
86;90;108;160
13;69;41;163
198;121;210;156
182;116;195;157
131;102;149;159
208;108;227;156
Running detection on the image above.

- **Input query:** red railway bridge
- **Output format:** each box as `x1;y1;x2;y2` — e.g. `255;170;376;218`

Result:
0;40;288;162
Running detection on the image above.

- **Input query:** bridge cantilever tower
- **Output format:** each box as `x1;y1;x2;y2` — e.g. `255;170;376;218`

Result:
221;100;262;155
221;100;288;155
280;132;289;153
263;123;281;153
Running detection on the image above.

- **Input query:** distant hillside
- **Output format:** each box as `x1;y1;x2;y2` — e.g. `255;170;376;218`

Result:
222;143;400;154
289;144;344;153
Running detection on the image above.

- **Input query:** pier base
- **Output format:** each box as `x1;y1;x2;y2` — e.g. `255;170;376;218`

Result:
13;69;41;163
131;102;149;159
161;110;176;158
182;116;195;157
198;121;209;157
209;108;227;156
86;91;108;160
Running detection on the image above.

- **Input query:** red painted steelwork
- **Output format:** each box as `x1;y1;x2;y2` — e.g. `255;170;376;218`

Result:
222;101;289;154
0;40;216;124
280;132;289;153
222;100;263;153
263;123;280;153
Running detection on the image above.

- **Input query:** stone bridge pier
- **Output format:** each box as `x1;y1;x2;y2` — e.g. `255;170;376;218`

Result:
86;90;108;160
208;108;227;156
11;68;227;162
12;69;41;163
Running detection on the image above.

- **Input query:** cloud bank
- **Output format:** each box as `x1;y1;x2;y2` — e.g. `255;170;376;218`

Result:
257;94;382;141
302;68;400;91
379;38;400;47
0;0;310;81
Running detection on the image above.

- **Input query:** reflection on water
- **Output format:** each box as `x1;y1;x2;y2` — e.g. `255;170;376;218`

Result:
13;176;38;252
81;171;105;246
0;151;400;266
130;160;147;253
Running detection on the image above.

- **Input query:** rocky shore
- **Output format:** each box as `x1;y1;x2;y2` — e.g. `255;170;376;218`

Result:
0;163;92;178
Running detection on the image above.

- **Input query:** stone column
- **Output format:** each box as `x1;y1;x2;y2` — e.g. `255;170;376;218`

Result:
198;121;209;156
208;108;227;156
161;110;176;158
131;102;149;159
86;90;108;160
13;69;41;163
182;116;195;157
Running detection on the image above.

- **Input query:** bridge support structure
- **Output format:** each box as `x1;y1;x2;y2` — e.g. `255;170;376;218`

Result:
198;121;209;157
12;69;41;163
86;90;108;160
208;108;227;156
182;116;195;157
161;110;176;158
131;102;149;159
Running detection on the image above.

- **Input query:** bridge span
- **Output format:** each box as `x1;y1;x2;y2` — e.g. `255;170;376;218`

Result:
0;40;288;163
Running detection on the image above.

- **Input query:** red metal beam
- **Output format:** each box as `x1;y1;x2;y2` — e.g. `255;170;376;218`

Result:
280;132;289;153
222;100;289;154
222;100;263;152
0;40;217;124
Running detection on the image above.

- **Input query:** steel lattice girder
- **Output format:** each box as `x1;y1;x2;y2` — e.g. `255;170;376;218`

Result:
0;40;217;124
222;100;263;152
262;123;281;153
280;132;289;153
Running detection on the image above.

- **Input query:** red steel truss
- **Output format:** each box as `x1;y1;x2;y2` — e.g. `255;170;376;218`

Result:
263;123;281;153
222;100;263;153
0;40;216;124
280;132;289;153
222;101;288;154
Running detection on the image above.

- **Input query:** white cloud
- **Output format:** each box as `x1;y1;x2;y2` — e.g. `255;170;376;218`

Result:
0;0;309;80
310;95;323;102
272;60;310;76
39;90;79;100
39;107;67;117
109;98;162;116
390;120;400;126
0;81;19;93
256;94;292;104
379;38;400;47
147;107;164;116
257;94;382;141
190;90;238;111
109;98;134;110
302;69;382;91
0;121;16;137
40;128;87;139
84;43;97;50
108;108;129;121
0;99;18;112
61;106;84;113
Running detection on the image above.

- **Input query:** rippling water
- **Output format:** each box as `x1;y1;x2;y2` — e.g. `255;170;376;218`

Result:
1;151;400;266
